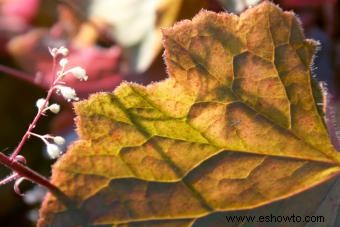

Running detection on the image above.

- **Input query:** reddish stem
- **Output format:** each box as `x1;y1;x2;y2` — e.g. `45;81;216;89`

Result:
0;173;18;185
9;55;59;160
0;63;55;159
0;52;77;213
0;152;73;207
10;86;55;159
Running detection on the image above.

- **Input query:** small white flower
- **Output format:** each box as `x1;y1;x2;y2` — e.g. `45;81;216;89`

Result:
48;46;69;57
53;136;65;145
46;144;61;159
48;104;60;114
57;46;69;56
55;85;79;102
48;47;58;57
59;58;68;67
67;66;88;81
36;98;48;110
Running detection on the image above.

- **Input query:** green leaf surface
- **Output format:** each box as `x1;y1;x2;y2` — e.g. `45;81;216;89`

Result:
38;2;340;226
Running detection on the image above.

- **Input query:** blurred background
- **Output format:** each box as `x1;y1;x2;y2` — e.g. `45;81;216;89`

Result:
0;0;339;226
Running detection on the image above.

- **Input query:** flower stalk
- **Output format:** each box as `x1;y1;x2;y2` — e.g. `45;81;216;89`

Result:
0;46;87;203
0;152;73;207
9;85;55;160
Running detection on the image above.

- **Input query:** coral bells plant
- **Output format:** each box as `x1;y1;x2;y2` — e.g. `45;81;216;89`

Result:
38;3;340;226
0;46;86;200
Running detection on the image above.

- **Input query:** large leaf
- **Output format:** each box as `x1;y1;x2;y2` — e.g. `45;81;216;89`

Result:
38;2;340;226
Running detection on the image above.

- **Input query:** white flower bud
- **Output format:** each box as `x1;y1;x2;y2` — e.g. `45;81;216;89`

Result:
59;58;68;67
55;85;79;102
36;98;48;109
53;136;65;145
57;46;69;56
48;47;58;57
67;66;88;81
46;144;61;159
49;104;60;114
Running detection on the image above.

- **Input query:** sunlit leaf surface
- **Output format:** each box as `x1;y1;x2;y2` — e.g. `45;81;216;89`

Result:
38;2;340;226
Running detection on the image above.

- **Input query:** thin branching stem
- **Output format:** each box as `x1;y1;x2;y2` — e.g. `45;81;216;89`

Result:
0;173;18;185
9;86;56;160
9;55;59;160
0;152;73;207
0;46;84;210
